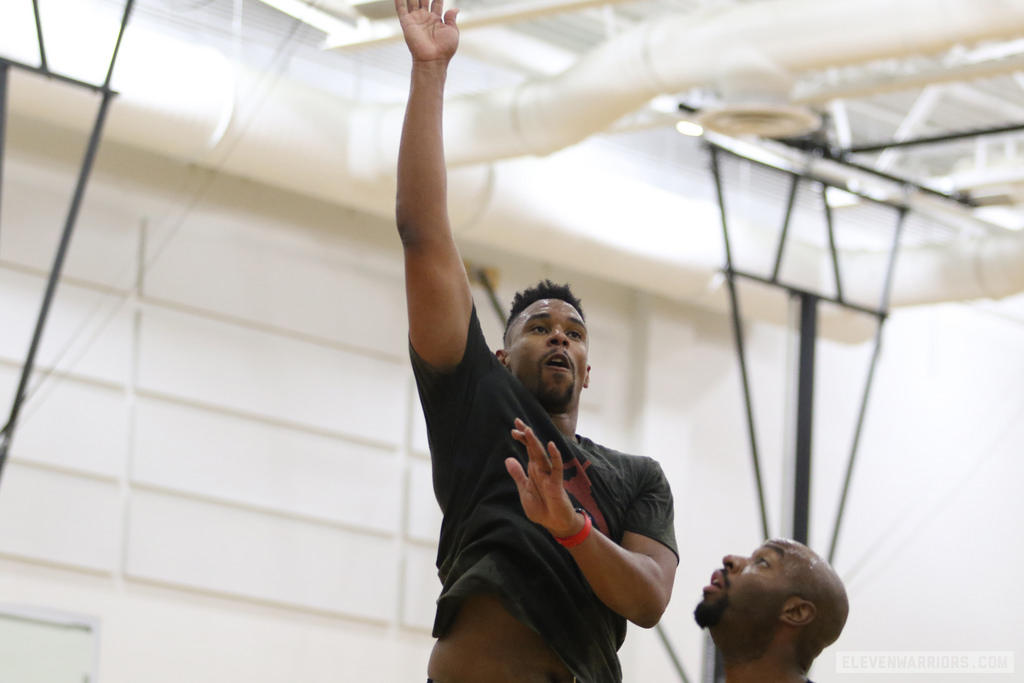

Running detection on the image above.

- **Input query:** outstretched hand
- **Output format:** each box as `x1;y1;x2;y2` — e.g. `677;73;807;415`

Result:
506;418;584;539
395;0;460;64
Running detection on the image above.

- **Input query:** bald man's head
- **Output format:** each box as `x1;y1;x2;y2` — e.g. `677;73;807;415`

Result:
695;539;849;671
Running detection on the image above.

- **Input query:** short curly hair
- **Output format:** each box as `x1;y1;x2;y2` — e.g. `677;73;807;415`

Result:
503;279;585;343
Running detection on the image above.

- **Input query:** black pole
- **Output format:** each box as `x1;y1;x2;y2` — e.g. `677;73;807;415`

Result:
877;208;908;312
0;57;111;95
771;174;801;282
702;631;725;683
474;267;506;327
0;89;116;482
827;209;906;564
709;145;771;540
654;624;692;683
792;293;818;545
101;0;136;90
32;0;49;72
846;122;1024;155
821;185;844;303
0;0;135;487
827;324;880;564
764;140;977;207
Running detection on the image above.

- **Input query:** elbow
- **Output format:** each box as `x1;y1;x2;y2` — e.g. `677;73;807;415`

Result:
395;216;422;252
628;600;669;629
624;587;671;629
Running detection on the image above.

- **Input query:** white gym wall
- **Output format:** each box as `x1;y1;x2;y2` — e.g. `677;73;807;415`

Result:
1;59;1022;683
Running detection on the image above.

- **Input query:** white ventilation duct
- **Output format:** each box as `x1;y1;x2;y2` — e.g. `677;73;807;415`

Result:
4;0;1024;341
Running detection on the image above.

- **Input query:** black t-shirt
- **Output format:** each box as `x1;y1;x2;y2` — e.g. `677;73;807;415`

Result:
411;307;677;683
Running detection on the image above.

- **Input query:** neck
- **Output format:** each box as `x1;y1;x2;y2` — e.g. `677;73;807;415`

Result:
547;411;578;441
723;657;807;683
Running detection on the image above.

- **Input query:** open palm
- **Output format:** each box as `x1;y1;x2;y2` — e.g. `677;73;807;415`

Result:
396;0;460;63
506;418;579;537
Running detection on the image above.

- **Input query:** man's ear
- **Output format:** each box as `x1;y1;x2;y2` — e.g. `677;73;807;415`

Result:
780;597;816;627
583;365;591;389
495;349;509;368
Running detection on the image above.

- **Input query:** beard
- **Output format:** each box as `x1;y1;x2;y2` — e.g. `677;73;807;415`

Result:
694;594;729;628
536;380;575;413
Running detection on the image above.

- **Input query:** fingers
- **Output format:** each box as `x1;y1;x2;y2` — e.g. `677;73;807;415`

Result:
396;0;450;17
395;0;415;18
505;457;527;488
547;441;563;474
511;419;548;466
510;418;564;475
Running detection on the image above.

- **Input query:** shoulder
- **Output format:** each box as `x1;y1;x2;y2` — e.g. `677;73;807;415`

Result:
577;437;665;476
411;304;494;376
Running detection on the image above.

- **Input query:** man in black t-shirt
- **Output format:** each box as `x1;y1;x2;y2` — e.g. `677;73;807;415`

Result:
694;539;848;683
394;0;678;680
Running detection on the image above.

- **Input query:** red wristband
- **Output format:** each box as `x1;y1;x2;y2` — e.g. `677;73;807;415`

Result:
555;509;592;548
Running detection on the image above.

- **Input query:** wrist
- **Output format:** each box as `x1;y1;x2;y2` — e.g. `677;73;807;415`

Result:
554;508;592;548
411;58;451;76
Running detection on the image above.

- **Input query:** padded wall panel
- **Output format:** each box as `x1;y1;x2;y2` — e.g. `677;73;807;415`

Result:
0;464;122;573
136;306;408;445
133;396;402;534
142;217;408;358
125;490;398;622
409;395;429;457
0;365;129;478
402;543;440;631
0;160;140;290
405;459;441;544
0;269;134;385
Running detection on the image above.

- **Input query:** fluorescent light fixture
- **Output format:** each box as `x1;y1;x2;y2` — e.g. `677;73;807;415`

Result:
675;120;704;136
825;186;861;208
256;0;356;35
649;94;681;114
961;37;1024;64
975;206;1024;231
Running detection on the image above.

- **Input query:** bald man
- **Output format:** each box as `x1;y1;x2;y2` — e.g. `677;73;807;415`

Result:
694;539;848;683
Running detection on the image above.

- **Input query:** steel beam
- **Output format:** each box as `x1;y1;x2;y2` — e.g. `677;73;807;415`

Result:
828;208;907;564
0;0;134;488
709;144;772;541
845;121;1024;155
792;292;818;544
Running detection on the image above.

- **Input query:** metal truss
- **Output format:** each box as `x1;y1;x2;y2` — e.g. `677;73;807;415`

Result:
702;139;908;683
0;0;135;490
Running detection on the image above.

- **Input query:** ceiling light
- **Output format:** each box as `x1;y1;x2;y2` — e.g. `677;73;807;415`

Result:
825;186;861;208
255;0;356;35
675;120;704;137
697;103;821;140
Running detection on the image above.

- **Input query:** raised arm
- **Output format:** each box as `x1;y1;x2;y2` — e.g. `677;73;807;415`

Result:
395;0;473;369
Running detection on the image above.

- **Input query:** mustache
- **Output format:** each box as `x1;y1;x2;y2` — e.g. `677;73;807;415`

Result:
542;349;574;370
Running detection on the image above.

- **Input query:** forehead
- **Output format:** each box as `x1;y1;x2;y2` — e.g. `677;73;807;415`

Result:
513;299;586;326
757;541;788;557
754;540;816;572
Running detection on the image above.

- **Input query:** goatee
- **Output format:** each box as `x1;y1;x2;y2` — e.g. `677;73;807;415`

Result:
538;382;574;414
694;595;729;629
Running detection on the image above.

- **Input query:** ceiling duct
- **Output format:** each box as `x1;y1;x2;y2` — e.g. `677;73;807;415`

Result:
5;0;1024;342
697;102;822;139
697;44;821;139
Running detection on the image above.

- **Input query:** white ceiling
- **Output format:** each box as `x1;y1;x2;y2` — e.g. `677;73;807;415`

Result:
7;0;1024;329
108;0;1024;247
